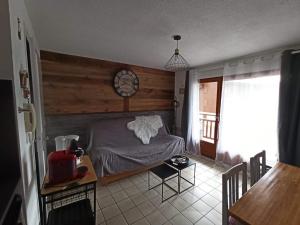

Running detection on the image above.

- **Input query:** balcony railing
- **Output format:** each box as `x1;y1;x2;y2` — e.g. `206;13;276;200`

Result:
200;112;216;143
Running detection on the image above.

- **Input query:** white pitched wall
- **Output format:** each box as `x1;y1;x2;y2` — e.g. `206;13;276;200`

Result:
3;0;46;224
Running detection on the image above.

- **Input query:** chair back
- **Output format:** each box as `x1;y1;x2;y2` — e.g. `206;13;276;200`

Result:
222;162;247;225
250;150;267;186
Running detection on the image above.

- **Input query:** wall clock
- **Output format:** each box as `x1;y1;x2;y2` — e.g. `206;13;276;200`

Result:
114;70;139;97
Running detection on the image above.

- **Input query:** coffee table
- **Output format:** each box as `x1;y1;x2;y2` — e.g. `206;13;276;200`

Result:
164;158;196;193
148;164;178;202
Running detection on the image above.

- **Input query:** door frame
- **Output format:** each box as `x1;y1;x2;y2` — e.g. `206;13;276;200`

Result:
199;76;223;159
25;34;45;224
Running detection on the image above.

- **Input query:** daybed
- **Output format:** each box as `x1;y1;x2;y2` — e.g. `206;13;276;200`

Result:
87;117;185;178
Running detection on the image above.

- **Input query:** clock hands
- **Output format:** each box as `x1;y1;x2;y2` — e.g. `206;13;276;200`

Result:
119;79;132;86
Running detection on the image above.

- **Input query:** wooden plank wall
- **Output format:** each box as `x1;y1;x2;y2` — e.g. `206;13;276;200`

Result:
41;51;175;115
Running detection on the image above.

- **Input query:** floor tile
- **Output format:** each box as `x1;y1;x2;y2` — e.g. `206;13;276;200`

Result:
123;207;144;224
162;222;172;225
180;181;193;190
102;204;121;220
206;209;222;225
215;184;222;192
150;195;163;207
132;218;151;225
146;210;167;225
209;189;222;201
170;214;192;225
95;199;101;210
188;187;208;198
194;216;215;225
112;190;128;202
182;206;203;223
131;193;148;205
96;210;105;224
192;200;212;215
125;186;141;196
98;195;116;209
107;183;122;193
180;191;199;204
170;197;190;211
206;179;221;189
137;201;156;216
198;183;215;192
201;194;220;208
106;214;128;225
119;180;134;189
144;189;159;199
117;198;136;212
97;188;111;198
158;202;180;220
136;181;149;191
214;202;222;214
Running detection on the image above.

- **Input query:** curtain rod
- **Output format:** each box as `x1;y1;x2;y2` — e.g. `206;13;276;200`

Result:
292;49;300;54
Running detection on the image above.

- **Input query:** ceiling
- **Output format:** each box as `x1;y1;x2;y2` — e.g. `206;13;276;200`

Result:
25;0;300;70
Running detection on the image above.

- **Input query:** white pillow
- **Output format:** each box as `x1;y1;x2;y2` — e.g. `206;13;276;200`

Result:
127;115;163;144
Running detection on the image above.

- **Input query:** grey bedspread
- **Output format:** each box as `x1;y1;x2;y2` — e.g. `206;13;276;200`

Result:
87;117;185;177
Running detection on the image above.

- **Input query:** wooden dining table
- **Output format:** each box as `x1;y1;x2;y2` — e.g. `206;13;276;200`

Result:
229;162;300;225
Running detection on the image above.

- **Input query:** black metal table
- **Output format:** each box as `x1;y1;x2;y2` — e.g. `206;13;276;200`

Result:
164;159;196;193
148;164;179;202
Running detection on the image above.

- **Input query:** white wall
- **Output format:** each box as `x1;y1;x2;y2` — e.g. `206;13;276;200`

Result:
7;0;45;224
0;0;13;80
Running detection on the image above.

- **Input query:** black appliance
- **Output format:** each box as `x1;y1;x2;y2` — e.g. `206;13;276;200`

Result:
0;80;22;224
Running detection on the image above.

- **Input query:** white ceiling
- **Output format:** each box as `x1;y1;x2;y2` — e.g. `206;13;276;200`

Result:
25;0;300;70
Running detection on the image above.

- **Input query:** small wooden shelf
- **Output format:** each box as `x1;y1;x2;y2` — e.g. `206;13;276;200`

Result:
41;155;97;196
41;155;97;225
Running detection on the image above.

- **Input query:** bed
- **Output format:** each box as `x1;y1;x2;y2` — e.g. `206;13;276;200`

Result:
87;117;185;177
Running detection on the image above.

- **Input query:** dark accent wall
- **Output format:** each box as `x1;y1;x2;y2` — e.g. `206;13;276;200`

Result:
46;111;173;151
0;80;20;179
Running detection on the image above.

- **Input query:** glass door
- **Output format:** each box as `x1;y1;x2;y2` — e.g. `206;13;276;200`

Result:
199;77;223;159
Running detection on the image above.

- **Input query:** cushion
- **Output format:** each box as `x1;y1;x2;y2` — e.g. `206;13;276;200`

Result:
127;115;163;144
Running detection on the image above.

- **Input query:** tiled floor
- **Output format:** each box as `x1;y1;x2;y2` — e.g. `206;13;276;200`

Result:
94;156;227;225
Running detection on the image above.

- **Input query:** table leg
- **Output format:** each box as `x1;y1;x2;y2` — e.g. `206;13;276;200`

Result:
178;171;181;193
194;164;196;186
85;185;88;199
94;183;96;225
42;196;46;225
50;195;53;210
148;170;150;190
162;178;164;203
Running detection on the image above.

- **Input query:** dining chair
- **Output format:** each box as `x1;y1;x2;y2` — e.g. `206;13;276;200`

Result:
222;162;247;225
250;150;272;186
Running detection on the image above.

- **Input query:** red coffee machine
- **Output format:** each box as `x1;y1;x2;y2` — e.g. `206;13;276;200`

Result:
48;150;78;184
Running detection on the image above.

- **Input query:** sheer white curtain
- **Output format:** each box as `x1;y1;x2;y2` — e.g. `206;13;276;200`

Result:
216;73;280;165
183;67;224;154
184;71;201;154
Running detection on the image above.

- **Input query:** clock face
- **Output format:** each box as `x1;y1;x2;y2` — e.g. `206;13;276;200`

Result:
114;70;139;97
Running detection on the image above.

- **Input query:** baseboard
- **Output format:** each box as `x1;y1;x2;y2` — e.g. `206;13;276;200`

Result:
100;162;162;185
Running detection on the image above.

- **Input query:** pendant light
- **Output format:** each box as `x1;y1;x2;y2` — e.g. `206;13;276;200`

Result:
164;35;190;71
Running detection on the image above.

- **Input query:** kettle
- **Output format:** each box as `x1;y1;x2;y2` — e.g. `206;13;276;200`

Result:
55;135;79;151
